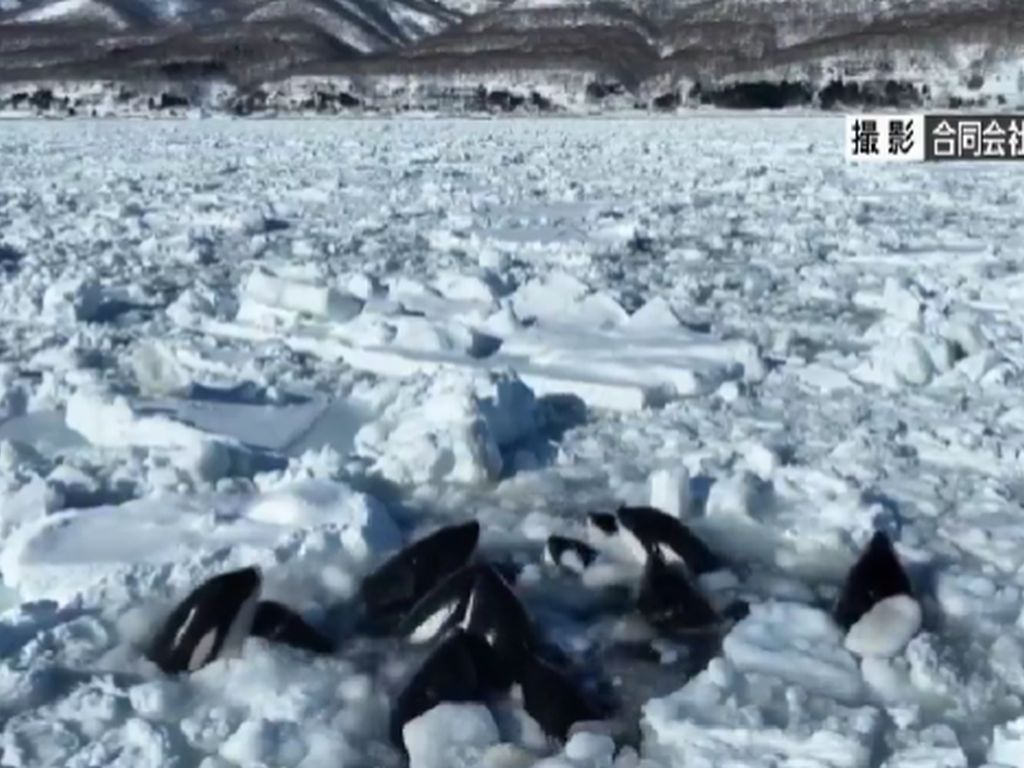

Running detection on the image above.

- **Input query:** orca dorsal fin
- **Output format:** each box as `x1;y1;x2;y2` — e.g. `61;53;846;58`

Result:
250;601;335;655
518;653;603;743
389;628;501;752
636;552;719;633
833;530;913;631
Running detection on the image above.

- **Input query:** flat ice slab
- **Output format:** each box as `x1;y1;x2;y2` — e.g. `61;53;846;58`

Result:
197;267;763;413
0;479;399;603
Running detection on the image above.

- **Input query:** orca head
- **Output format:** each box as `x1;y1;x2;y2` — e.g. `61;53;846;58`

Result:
613;506;671;564
518;653;603;743
389;628;500;752
399;565;477;644
586;512;619;537
833;530;914;631
360;520;480;632
462;564;537;683
545;535;599;574
636;553;719;634
148;566;263;675
587;512;647;566
616;506;724;575
250;600;335;655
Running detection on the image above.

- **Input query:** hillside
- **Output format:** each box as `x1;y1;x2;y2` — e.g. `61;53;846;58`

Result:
0;0;1022;114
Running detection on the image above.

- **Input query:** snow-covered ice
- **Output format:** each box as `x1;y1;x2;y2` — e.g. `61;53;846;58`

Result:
845;595;923;659
642;657;880;768
2;116;1024;767
723;601;864;702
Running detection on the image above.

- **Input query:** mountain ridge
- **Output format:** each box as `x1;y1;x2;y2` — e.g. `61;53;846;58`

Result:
0;0;1022;113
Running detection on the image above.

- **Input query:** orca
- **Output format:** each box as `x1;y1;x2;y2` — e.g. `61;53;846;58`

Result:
615;506;724;575
359;520;480;634
833;530;914;631
400;563;537;686
636;552;719;634
587;512;619;536
588;506;723;574
147;566;262;674
250;601;335;655
390;628;503;751
399;565;476;644
545;535;599;575
518;653;603;743
586;511;648;565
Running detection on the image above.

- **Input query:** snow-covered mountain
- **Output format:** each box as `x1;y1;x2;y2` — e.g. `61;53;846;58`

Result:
0;0;1022;112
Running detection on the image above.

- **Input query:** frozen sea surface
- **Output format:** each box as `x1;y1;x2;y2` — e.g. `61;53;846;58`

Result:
2;117;1024;767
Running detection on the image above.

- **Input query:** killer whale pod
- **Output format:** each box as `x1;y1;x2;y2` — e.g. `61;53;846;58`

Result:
392;550;606;746
546;507;726;635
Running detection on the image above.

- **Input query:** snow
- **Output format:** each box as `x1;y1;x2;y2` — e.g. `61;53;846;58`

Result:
12;0;130;28
242;266;365;323
0;478;397;604
991;718;1024;767
1;115;1024;768
643;657;880;768
352;368;539;484
884;725;967;768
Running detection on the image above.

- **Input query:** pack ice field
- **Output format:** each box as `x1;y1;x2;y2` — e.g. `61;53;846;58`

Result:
1;116;1024;768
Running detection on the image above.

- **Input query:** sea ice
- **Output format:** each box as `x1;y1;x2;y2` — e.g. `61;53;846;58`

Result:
883;724;967;768
647;465;690;519
1;116;1022;768
722;601;864;703
990;717;1024;767
642;657;878;768
0;479;396;603
354;368;538;484
404;703;501;768
844;595;923;658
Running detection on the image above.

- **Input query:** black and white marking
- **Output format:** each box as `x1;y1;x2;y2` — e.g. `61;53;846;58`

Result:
250;601;335;655
359;520;480;634
518;653;604;743
833;530;922;657
389;628;504;751
147;566;262;674
545;535;599;575
635;552;720;634
399;565;476;644
833;530;915;630
586;506;724;575
400;563;537;686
